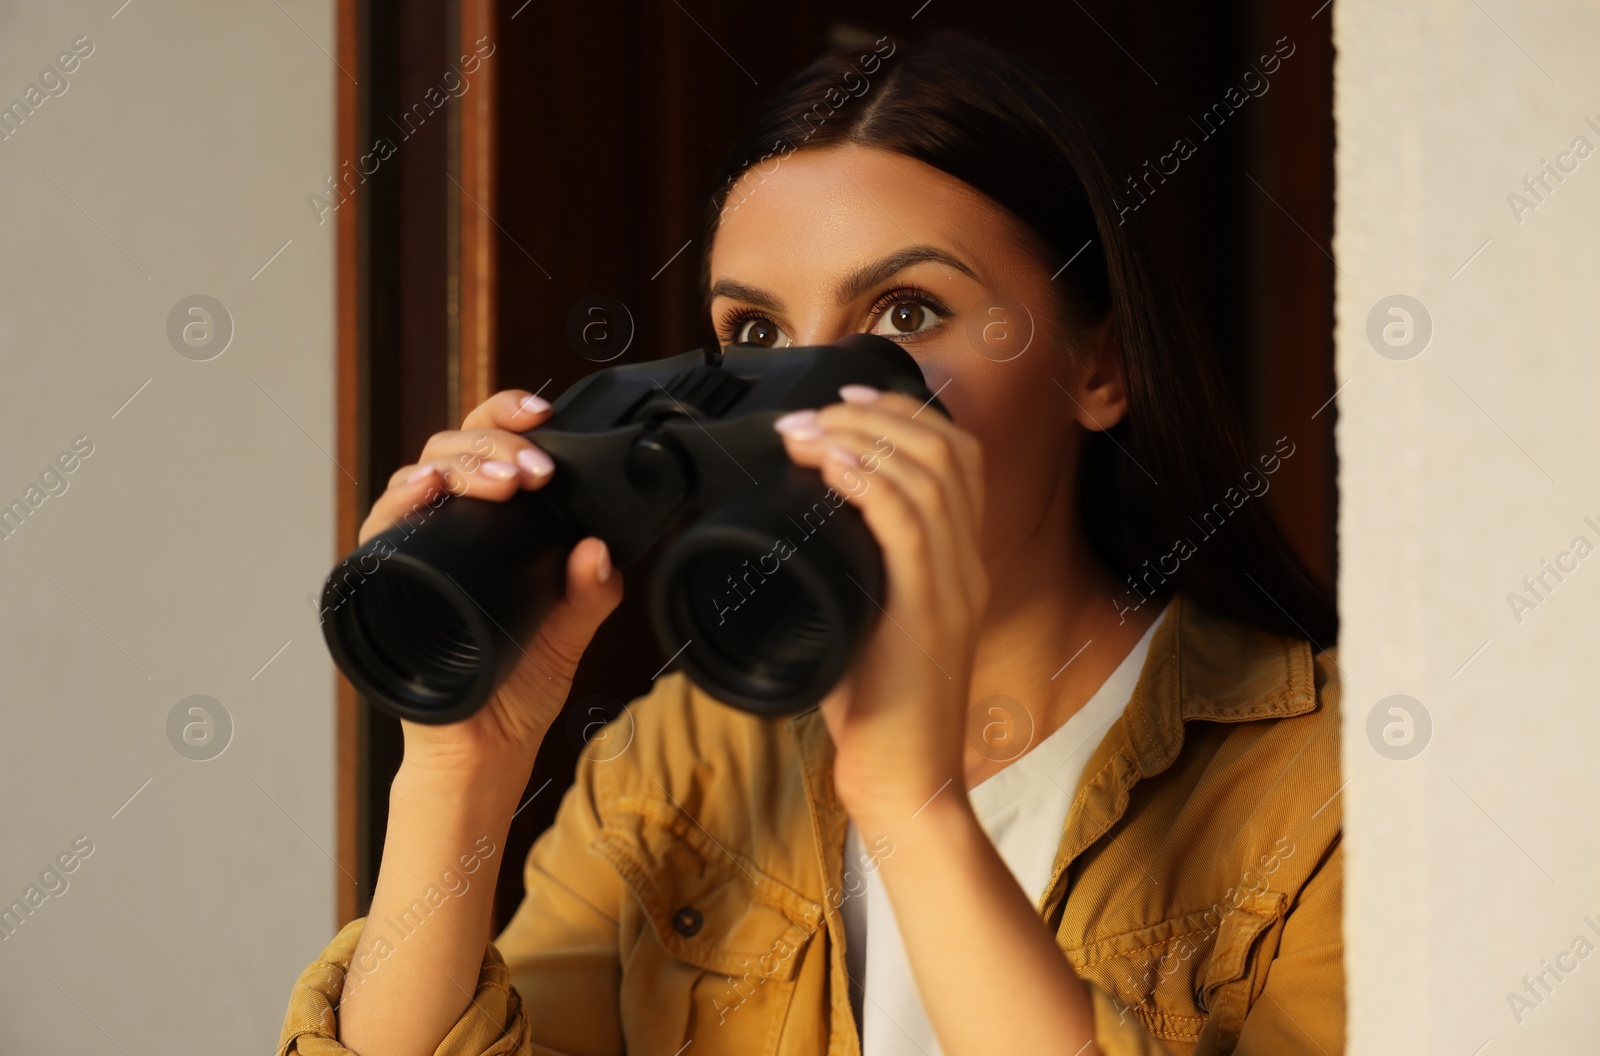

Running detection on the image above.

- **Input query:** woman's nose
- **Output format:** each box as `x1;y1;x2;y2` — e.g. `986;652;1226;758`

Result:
795;320;859;348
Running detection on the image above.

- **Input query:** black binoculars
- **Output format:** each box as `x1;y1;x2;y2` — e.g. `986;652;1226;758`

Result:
318;332;948;724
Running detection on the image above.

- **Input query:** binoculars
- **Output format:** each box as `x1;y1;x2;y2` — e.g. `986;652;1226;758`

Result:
318;332;948;724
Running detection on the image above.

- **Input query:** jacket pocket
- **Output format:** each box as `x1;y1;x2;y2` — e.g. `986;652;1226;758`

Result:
1065;888;1286;1050
1193;890;1285;1051
594;797;822;1056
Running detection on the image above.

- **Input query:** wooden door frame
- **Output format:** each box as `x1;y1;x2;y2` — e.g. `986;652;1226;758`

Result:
333;0;362;930
451;0;498;423
332;0;500;928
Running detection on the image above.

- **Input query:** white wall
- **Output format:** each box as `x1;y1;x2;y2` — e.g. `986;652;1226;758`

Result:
0;1;337;1050
1337;1;1600;1052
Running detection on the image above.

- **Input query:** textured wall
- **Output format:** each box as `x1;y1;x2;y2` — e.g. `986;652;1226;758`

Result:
1336;0;1600;1052
0;1;337;1050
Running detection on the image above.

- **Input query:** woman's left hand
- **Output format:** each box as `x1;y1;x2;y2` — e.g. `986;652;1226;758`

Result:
772;383;990;823
776;384;1104;1056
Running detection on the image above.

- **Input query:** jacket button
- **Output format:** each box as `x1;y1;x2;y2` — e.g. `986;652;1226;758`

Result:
671;906;703;937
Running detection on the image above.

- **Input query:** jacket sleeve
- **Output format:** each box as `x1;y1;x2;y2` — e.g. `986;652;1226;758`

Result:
276;737;628;1056
276;914;535;1055
1226;836;1345;1056
492;735;628;1054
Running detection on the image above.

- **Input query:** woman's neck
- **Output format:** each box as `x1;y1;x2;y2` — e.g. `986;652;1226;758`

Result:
962;492;1164;790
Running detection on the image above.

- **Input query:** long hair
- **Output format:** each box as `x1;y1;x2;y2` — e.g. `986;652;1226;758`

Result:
696;28;1337;650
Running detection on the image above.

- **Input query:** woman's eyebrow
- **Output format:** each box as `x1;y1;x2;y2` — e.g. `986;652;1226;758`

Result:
705;245;979;314
836;245;977;302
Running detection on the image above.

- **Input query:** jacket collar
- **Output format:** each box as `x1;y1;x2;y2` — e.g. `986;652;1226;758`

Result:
1120;589;1319;777
1040;589;1319;921
786;589;1320;927
788;589;1318;786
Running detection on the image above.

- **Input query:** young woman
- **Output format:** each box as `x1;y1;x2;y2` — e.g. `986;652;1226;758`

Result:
280;29;1342;1056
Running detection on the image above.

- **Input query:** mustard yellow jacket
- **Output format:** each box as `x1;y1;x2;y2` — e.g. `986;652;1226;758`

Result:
279;590;1343;1055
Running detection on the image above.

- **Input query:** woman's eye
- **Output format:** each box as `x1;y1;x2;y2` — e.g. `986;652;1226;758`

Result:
868;298;942;338
729;315;792;348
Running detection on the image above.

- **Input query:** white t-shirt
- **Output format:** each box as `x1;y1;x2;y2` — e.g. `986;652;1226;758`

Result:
839;602;1170;1054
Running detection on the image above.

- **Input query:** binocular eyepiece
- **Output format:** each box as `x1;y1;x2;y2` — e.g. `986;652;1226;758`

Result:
318;333;948;724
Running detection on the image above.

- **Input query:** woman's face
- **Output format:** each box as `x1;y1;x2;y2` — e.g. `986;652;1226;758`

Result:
707;143;1126;566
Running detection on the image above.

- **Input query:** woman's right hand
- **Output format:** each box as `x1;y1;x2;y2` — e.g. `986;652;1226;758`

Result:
357;388;625;783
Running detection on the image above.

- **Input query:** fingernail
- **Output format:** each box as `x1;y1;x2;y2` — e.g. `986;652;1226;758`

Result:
480;460;519;481
774;409;821;437
517;394;551;416
825;443;857;467
516;447;555;479
406;464;436;484
838;384;880;403
596;543;612;583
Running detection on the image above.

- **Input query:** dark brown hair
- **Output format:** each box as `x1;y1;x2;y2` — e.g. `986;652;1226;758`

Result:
697;28;1337;651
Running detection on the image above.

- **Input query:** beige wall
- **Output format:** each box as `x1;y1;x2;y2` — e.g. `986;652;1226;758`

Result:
0;0;336;1048
1336;0;1600;1051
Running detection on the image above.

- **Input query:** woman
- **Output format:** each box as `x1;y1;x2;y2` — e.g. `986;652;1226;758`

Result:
280;29;1342;1056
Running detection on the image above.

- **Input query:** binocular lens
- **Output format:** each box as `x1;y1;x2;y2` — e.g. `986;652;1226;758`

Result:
322;489;578;724
674;547;836;697
354;569;485;697
648;461;884;715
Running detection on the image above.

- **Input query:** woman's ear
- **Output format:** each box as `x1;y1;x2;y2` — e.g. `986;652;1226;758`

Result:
1061;313;1129;432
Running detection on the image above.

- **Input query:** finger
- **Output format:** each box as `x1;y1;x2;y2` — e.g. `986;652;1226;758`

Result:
449;537;623;735
780;416;986;615
417;429;556;489
805;431;961;626
839;383;950;424
833;387;984;512
838;385;965;448
814;389;986;517
818;429;986;620
847;428;985;615
358;465;452;544
814;668;855;739
461;388;553;433
362;449;539;545
426;451;526;502
527;537;625;678
387;459;441;491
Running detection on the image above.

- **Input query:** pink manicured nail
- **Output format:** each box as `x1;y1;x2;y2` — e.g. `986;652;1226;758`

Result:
516;447;555;479
406;464;436;484
838;384;880;403
773;409;822;438
480;460;519;481
595;543;612;583
517;393;552;417
825;443;858;467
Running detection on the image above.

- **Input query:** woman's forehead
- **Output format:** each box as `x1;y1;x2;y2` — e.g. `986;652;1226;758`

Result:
709;146;1020;294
